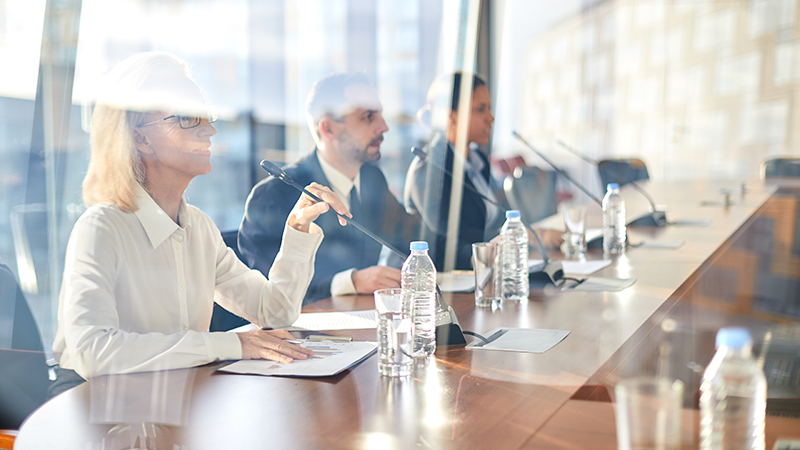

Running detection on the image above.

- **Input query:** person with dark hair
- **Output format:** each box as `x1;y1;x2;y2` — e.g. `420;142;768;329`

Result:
405;72;561;270
51;52;351;395
239;73;419;304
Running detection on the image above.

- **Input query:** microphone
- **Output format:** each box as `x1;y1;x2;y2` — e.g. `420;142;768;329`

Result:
260;160;407;257
556;140;668;227
512;132;602;206
410;147;564;285
259;159;466;346
555;139;597;165
512;132;610;249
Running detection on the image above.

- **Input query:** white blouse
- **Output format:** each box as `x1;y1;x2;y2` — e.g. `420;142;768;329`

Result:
53;185;323;379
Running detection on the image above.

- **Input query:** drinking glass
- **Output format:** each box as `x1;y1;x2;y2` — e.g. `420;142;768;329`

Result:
563;206;587;258
615;377;684;450
472;242;501;307
374;288;412;377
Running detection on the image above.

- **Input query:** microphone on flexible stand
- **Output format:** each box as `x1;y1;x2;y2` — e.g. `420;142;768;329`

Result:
556;140;668;227
555;139;598;165
512;132;610;249
511;132;603;206
410;147;564;285
259;159;466;345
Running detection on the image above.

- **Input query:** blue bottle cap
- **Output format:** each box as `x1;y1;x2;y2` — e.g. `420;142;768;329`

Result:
410;241;428;251
506;210;520;218
715;327;752;350
607;183;619;190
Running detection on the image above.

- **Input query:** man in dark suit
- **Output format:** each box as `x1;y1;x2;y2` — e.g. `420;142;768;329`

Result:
238;73;418;304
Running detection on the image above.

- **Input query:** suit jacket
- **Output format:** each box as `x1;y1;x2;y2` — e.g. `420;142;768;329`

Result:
405;141;507;270
239;150;419;304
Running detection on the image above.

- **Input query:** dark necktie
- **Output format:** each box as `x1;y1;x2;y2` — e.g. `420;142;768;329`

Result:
349;186;362;219
349;186;367;265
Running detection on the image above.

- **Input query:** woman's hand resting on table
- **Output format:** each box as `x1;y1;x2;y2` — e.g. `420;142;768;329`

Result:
530;228;564;249
237;329;314;364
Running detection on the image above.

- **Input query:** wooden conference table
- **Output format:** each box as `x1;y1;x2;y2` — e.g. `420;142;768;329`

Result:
15;179;800;450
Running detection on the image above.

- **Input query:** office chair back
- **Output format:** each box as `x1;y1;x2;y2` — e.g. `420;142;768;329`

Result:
0;264;50;431
761;157;800;179
0;264;43;352
597;158;650;190
503;166;558;225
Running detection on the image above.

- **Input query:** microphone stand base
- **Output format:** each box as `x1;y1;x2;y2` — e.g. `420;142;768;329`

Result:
628;211;668;227
589;211;670;250
435;306;467;346
528;260;564;285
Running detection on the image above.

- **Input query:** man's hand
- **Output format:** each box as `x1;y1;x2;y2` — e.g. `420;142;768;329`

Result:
287;182;352;233
237;329;314;363
351;266;402;294
530;228;564;249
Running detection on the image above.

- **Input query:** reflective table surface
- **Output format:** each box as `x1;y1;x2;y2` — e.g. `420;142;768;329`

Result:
17;180;800;450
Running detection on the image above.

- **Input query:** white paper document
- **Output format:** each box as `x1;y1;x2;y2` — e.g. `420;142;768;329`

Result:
586;228;603;243
569;277;637;292
219;340;377;377
528;259;611;276
290;310;377;330
466;328;570;353
438;271;475;292
562;259;612;275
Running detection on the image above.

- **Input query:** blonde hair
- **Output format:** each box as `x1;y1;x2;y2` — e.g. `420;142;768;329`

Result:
82;106;147;212
82;52;200;212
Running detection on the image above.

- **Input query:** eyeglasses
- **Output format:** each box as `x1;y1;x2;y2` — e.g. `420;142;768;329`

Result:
138;111;218;129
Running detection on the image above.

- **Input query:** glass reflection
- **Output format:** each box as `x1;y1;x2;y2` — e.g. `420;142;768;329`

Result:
364;358;446;449
5;0;800;448
89;369;196;450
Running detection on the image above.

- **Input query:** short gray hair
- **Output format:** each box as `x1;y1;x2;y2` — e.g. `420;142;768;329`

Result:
305;72;372;141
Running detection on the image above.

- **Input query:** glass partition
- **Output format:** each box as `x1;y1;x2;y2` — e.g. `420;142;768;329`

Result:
2;0;469;351
5;0;798;358
0;0;55;352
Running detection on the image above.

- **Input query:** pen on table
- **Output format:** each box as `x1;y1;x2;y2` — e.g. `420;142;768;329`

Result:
262;326;354;343
260;327;304;344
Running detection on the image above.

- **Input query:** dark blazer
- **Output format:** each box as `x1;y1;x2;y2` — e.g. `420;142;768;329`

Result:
405;141;507;270
239;150;418;304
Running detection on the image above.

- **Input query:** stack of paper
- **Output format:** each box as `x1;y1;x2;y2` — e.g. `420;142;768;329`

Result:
219;340;377;377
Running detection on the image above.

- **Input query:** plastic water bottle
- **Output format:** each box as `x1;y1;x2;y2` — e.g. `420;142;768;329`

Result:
602;183;626;254
700;327;767;450
499;210;529;301
401;241;437;357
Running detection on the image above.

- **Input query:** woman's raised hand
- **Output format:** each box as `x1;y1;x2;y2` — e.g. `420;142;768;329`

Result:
287;182;352;233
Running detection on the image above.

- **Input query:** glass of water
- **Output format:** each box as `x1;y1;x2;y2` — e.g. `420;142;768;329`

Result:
472;242;501;307
374;288;412;377
563;205;587;259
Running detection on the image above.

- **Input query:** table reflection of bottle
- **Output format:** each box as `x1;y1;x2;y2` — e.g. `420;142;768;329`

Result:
89;368;196;450
369;359;448;448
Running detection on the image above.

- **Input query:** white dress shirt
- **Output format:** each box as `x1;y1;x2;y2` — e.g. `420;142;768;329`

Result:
317;153;361;296
53;185;323;379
